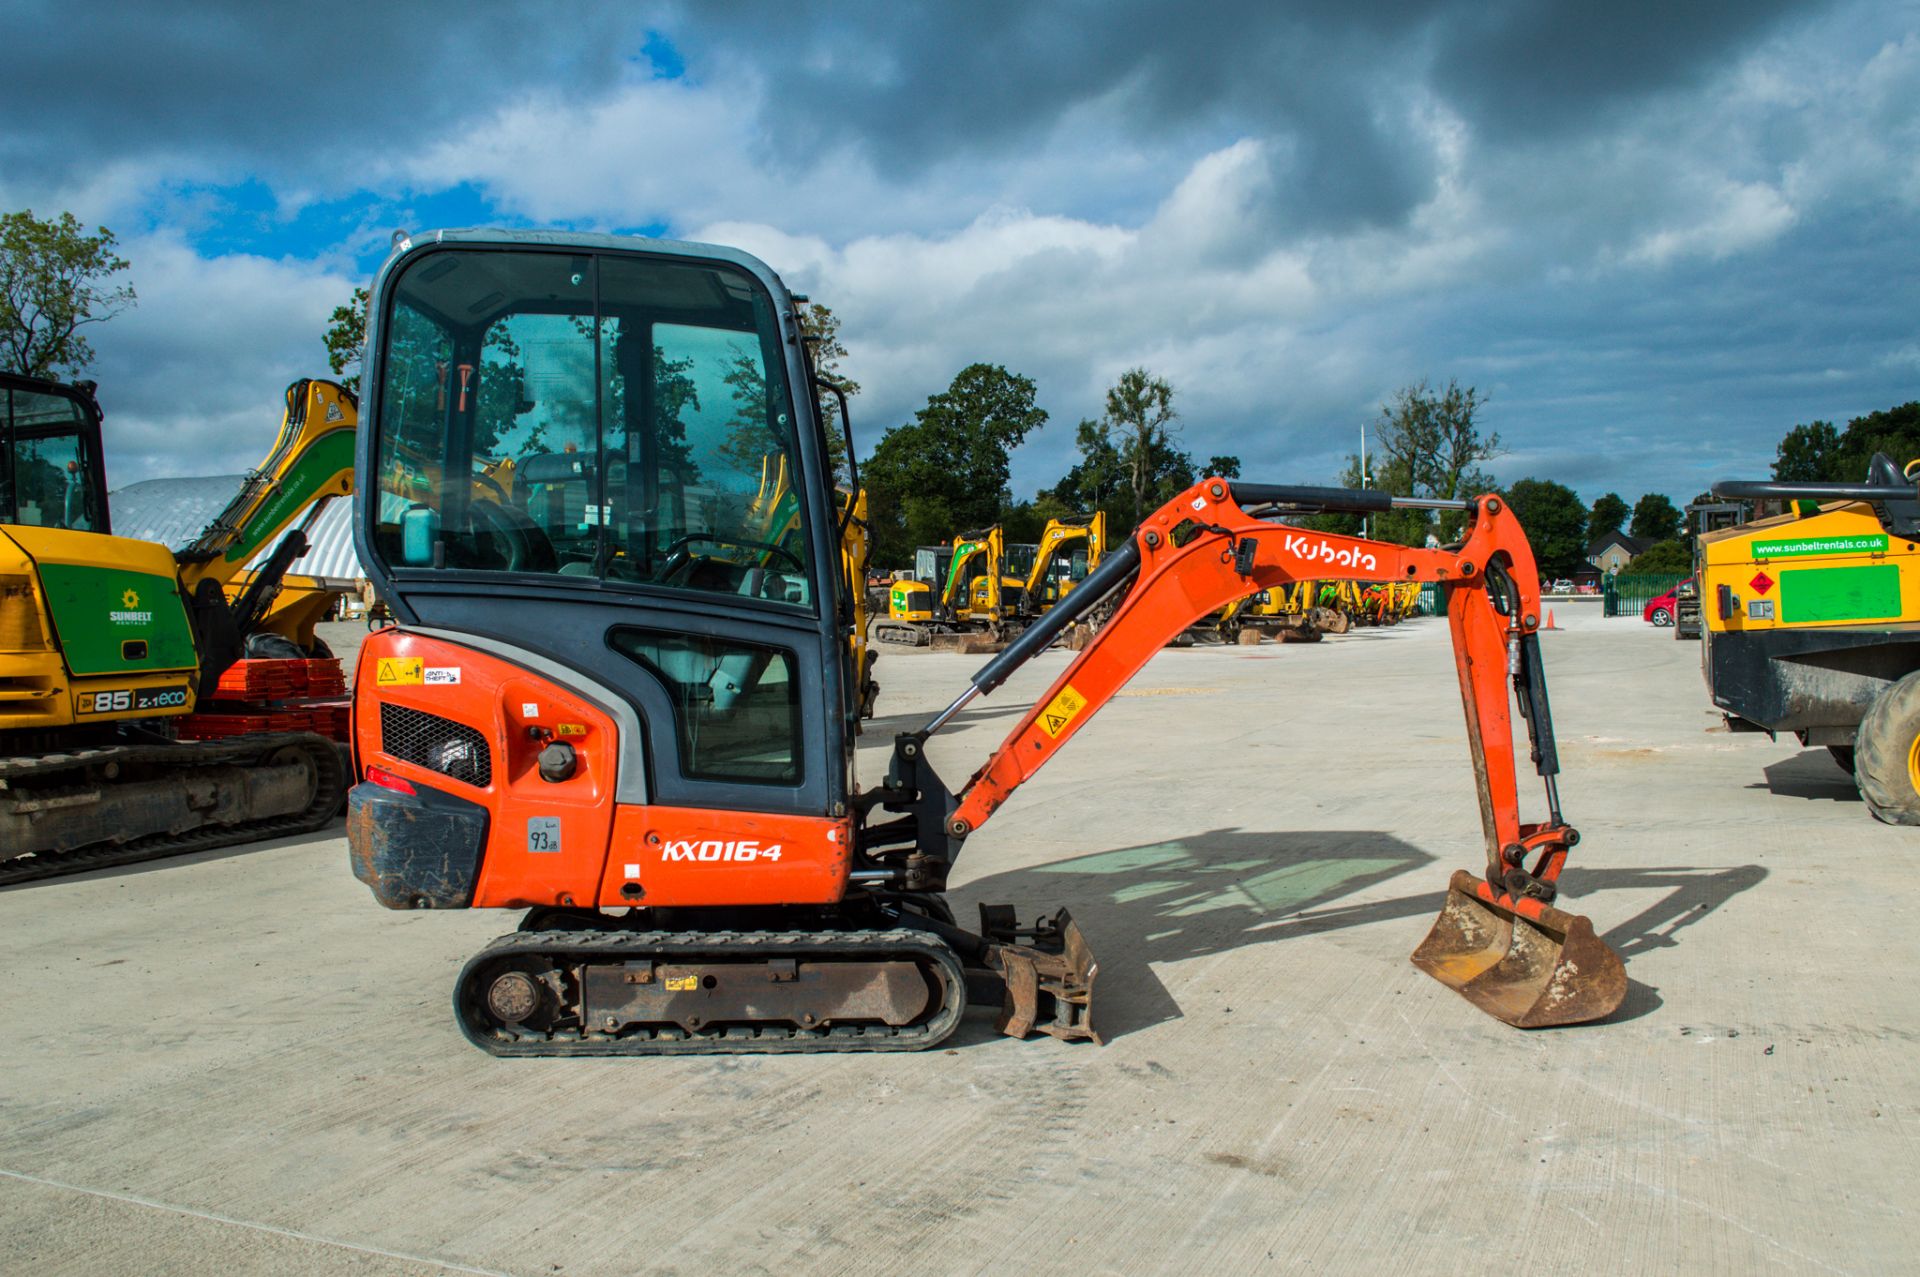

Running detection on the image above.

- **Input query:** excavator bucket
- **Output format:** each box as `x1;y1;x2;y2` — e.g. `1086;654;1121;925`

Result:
1411;870;1626;1028
979;905;1102;1043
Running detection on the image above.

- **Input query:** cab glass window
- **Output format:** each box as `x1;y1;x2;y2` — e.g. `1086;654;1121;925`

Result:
608;627;801;784
371;249;811;609
2;385;101;531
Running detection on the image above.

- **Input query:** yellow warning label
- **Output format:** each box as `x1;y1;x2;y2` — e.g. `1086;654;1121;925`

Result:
375;657;423;686
1038;683;1088;739
664;976;698;992
556;722;587;737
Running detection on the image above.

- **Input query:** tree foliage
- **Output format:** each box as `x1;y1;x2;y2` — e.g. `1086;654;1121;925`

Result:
1630;492;1683;543
1772;404;1920;484
800;302;860;482
1587;492;1629;539
1303;378;1498;545
861;363;1047;566
1502;478;1588;578
1205;454;1242;479
0;210;135;379
1627;539;1692;574
1103;367;1183;528
324;286;369;394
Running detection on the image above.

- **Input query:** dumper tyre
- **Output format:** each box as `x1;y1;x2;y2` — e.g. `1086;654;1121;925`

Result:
1854;671;1920;825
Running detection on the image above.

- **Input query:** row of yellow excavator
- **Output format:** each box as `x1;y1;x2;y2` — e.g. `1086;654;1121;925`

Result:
875;513;1107;650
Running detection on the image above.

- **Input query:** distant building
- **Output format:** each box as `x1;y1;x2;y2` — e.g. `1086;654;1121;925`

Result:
1586;530;1650;574
108;474;364;586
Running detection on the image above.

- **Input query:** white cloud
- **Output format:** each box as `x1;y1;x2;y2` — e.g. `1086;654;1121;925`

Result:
90;234;355;486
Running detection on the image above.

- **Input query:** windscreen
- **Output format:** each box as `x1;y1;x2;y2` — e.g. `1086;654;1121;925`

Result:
371;248;812;608
1;383;102;532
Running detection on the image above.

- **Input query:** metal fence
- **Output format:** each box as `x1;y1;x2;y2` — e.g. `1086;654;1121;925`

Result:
1602;573;1687;618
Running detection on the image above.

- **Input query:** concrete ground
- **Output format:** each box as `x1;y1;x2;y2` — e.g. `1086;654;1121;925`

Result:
3;610;1914;1275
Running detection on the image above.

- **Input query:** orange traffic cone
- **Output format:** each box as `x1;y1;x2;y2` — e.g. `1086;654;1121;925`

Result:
1542;608;1559;630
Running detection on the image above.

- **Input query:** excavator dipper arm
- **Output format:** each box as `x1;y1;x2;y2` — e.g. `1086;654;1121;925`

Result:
873;477;1626;1029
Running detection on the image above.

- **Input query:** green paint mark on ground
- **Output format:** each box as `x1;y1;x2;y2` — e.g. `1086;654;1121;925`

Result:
1050;840;1410;917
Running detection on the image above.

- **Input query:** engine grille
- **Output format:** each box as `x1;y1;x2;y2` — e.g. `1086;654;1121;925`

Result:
379;703;492;788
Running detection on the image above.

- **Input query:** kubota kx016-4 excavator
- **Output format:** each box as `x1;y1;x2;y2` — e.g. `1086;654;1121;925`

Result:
345;229;1626;1054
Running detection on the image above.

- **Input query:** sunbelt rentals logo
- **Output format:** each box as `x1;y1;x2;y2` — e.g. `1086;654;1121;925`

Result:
110;587;152;625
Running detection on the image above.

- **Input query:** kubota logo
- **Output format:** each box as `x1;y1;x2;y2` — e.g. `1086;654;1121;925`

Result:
661;839;784;862
1281;532;1378;572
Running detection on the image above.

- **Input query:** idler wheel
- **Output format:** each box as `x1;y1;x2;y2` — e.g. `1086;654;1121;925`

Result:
487;970;542;1023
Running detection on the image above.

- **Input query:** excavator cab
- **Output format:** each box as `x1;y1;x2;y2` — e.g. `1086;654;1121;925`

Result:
349;230;1626;1055
1;374;109;535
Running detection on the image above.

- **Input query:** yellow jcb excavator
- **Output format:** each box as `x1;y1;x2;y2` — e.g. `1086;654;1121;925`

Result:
1;373;357;884
878;525;1028;650
1021;513;1105;614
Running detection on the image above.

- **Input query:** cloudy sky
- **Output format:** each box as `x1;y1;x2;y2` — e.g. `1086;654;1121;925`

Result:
7;0;1917;507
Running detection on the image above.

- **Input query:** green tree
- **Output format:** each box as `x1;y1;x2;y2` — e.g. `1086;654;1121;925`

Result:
1627;539;1692;574
1373;378;1499;541
1103;368;1182;527
800;302;860;482
1305;378;1499;546
860;363;1048;566
1046;417;1129;525
1502;478;1588;578
1630;493;1683;542
1767;403;1920;485
1205;454;1242;480
1587;492;1629;538
0;210;135;378
324;286;369;394
1773;420;1842;482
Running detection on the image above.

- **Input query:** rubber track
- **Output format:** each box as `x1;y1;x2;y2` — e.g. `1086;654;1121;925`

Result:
456;927;968;1057
0;733;348;888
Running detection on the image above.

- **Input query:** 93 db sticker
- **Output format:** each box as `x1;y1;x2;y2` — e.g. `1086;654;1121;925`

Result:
527;817;562;853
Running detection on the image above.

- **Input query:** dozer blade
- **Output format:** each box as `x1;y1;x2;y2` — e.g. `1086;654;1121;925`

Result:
1411;870;1626;1028
979;905;1101;1043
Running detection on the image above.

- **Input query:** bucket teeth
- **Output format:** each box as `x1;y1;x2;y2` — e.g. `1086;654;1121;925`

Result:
1412;870;1627;1028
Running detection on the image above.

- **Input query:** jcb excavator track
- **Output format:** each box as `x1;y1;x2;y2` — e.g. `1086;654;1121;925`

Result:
0;732;347;887
455;927;968;1056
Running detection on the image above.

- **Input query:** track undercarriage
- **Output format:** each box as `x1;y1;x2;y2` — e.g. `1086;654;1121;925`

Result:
0;731;347;887
453;901;1098;1056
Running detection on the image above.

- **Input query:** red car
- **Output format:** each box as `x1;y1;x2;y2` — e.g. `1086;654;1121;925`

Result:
1644;588;1678;626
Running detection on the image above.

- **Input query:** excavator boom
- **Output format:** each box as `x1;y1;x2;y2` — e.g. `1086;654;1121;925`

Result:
866;477;1626;1030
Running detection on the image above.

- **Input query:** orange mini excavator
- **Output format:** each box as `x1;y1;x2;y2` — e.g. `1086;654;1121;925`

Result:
345;229;1626;1054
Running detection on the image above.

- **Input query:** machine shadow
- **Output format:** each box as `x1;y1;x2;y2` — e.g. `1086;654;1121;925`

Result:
947;835;1770;1041
948;827;1435;1042
1755;750;1861;803
0;821;347;893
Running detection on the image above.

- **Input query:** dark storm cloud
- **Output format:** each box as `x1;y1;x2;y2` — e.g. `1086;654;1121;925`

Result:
1430;0;1821;137
664;0;1833;230
0;0;650;179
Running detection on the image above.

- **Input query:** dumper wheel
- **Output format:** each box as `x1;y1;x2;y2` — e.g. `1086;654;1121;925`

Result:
1855;671;1920;825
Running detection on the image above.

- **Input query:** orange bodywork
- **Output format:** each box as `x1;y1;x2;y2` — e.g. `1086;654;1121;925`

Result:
354;630;853;909
949;480;1563;908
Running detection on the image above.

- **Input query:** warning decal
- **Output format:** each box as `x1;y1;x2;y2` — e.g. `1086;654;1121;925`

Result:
375;657;423;686
1038;683;1088;739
